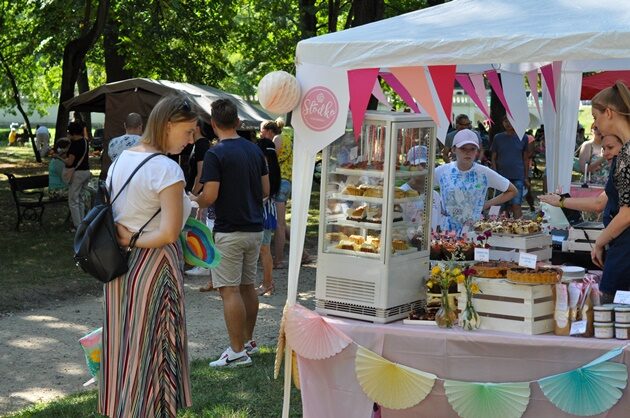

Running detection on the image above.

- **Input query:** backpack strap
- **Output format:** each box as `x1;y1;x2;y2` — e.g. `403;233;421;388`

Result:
109;153;162;204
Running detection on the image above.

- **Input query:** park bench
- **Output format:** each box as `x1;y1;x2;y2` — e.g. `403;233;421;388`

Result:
3;172;68;231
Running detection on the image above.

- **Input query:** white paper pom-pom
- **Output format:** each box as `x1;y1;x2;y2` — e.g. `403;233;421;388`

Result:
257;71;301;114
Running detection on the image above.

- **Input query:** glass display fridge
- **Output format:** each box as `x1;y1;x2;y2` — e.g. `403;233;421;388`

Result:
315;111;436;323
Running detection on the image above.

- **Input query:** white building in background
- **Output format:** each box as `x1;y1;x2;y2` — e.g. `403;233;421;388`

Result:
451;89;542;129
0;103;104;129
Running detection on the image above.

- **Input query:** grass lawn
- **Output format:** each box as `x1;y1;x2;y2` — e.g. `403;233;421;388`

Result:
4;348;303;418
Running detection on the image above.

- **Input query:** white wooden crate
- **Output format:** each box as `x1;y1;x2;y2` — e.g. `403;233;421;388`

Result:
568;224;603;242
563;240;594;252
458;278;554;335
487;233;552;262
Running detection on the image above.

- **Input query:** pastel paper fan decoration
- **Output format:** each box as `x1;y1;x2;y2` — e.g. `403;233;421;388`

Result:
355;346;436;409
538;361;628;416
179;217;220;269
292;351;301;390
444;380;530;418
284;304;352;359
257;70;301;114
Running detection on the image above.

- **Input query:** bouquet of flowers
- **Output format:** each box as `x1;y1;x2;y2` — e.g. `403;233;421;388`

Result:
429;263;464;328
458;267;481;330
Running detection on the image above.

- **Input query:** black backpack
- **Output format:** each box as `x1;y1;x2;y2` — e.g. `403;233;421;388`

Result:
73;153;161;283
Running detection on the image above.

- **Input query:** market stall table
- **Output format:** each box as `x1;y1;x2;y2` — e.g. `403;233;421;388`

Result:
296;316;630;418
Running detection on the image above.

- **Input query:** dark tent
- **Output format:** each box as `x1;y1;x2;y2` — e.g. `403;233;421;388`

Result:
63;78;271;175
581;71;630;100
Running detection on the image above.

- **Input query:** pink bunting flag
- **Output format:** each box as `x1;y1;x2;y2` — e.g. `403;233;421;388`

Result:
428;65;457;124
469;73;492;122
380;72;421;113
348;68;380;140
526;69;542;119
456;74;491;122
540;64;557;111
486;70;513;118
371;79;392;110
390;66;441;126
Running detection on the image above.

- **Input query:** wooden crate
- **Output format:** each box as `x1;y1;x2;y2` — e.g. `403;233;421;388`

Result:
565;225;602;253
457;278;555;335
487;233;552;262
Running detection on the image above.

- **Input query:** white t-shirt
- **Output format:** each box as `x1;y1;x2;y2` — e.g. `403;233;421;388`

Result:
434;162;509;234
399;183;442;231
107;150;190;233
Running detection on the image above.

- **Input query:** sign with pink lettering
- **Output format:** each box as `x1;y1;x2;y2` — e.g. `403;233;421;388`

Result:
301;86;339;132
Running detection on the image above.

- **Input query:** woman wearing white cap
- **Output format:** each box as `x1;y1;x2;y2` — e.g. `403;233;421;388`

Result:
434;129;517;235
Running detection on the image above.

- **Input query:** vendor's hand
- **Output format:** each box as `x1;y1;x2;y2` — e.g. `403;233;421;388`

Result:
115;223;133;247
538;193;561;207
482;201;491;211
591;244;605;269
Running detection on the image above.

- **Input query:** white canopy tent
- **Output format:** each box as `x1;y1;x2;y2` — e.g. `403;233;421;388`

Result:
282;1;630;415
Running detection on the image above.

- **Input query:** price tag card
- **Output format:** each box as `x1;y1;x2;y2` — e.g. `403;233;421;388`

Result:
570;320;587;335
474;247;490;262
349;146;358;161
488;205;501;218
613;290;630;305
518;252;538;269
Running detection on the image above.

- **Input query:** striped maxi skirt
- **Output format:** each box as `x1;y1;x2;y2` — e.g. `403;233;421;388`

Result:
98;242;192;418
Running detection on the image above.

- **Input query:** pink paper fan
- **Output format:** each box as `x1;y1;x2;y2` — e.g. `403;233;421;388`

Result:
285;304;352;360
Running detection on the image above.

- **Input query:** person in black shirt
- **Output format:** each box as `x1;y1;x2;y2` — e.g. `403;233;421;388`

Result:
61;121;90;231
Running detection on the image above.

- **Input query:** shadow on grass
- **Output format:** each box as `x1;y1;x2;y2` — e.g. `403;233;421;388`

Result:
6;348;303;418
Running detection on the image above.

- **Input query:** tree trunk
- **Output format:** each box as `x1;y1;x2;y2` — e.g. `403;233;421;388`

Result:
0;51;40;162
427;0;446;6
298;0;317;39
327;0;341;32
489;88;506;146
54;0;110;141
347;0;384;28
104;16;133;82
77;62;93;140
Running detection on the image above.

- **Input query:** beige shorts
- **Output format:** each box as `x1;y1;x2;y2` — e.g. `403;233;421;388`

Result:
213;231;264;288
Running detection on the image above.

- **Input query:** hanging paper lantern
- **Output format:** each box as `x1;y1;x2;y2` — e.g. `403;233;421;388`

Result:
257;71;301;114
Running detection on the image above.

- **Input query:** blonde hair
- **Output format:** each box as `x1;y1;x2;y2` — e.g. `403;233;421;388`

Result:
592;81;630;126
275;117;285;131
141;94;199;152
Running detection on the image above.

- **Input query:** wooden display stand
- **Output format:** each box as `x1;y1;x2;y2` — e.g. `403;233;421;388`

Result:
563;223;603;253
458;278;555;335
487;233;552;262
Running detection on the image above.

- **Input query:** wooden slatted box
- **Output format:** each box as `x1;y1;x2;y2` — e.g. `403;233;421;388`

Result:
487;233;552;262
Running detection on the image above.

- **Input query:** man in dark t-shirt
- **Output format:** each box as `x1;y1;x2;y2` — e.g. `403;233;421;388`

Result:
196;99;269;368
62;121;91;230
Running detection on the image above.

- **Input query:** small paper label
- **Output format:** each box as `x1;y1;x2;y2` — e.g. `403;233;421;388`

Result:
474;248;490;262
613;290;630;305
570;320;587;335
488;205;501;217
518;252;538;269
349;146;358;161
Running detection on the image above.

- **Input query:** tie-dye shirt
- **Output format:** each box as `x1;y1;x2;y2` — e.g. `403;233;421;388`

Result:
434;162;510;235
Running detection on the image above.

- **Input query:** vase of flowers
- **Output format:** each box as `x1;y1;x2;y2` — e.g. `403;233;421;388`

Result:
430;264;460;328
458;267;481;330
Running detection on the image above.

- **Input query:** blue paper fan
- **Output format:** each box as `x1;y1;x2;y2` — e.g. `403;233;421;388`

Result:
179;217;221;269
444;380;530;418
538;361;628;416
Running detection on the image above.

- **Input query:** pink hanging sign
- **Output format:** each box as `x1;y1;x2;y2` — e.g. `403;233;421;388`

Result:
301;86;339;132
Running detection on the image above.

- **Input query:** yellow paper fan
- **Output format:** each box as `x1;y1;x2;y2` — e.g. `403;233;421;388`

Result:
292;351;301;390
355;346;436;410
285;304;352;359
274;303;289;379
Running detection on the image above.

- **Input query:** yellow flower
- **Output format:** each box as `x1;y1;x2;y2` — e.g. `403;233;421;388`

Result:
456;274;465;284
427;281;433;289
431;266;441;276
452;268;461;276
470;283;480;294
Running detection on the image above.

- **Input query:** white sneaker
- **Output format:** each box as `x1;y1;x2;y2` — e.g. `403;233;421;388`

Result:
185;266;211;276
245;340;259;355
209;347;252;368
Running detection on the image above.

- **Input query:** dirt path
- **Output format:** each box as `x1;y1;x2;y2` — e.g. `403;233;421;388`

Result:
0;263;317;416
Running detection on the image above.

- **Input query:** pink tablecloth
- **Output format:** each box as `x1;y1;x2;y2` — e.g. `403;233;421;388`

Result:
297;317;630;418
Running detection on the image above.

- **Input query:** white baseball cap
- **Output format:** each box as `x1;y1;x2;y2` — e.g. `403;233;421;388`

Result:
452;129;479;148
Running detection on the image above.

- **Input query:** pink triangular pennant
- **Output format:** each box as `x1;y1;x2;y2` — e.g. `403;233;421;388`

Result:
540;64;556;111
348;68;380;139
469;73;491;121
456;74;491;122
390;66;441;126
526;69;542;119
380;72;421;113
371;79;391;109
428;65;456;124
486;70;513;118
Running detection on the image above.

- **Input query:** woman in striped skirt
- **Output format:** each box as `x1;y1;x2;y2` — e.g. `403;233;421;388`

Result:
99;94;201;417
